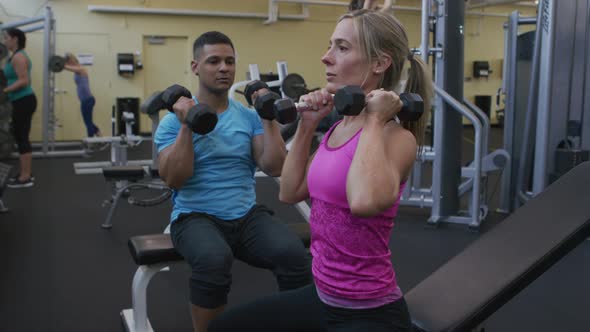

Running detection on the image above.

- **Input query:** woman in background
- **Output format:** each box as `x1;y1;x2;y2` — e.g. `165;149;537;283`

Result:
3;28;37;188
64;52;101;138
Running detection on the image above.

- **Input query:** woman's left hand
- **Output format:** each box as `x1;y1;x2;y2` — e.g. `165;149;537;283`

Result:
365;88;403;124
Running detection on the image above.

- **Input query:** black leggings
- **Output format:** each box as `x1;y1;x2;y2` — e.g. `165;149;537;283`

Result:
11;94;37;154
208;284;412;332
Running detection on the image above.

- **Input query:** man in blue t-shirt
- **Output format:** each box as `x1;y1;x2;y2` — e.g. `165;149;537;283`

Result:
154;31;310;332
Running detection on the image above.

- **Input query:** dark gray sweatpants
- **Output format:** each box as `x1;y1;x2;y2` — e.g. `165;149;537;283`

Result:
170;204;311;308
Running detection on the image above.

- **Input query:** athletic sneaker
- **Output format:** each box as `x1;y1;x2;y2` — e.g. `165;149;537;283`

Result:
7;176;34;188
7;174;35;183
85;142;110;152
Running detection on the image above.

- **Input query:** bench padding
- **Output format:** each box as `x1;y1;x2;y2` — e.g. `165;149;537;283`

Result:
128;234;182;265
103;165;145;180
149;167;160;178
129;223;311;266
406;162;590;332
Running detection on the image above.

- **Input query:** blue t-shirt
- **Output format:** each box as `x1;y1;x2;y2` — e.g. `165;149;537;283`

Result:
154;97;264;222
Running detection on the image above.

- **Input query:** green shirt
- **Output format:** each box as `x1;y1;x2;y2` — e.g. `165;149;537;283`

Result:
3;49;34;102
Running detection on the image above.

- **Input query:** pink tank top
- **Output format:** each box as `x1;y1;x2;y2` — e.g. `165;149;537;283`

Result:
307;121;406;302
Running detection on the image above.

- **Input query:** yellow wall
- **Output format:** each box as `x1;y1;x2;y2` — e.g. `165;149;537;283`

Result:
0;0;536;140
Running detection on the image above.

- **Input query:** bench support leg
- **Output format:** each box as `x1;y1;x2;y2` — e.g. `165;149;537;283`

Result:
121;264;170;332
102;184;126;229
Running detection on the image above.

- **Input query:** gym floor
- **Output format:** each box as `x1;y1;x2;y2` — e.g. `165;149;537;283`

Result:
0;127;588;332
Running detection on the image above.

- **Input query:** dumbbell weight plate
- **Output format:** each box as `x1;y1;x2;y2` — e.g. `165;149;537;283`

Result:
281;73;307;100
161;84;192;112
140;91;165;115
49;55;66;72
186;104;218;135
244;80;269;106
398;93;424;122
334;86;365;116
254;91;282;121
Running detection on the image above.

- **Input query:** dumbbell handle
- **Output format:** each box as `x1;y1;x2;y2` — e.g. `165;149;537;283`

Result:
290;97;411;113
288;90;349;112
271;96;349;125
291;100;326;112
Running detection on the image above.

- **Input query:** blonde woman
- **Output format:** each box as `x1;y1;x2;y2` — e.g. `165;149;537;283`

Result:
209;9;432;332
64;53;100;137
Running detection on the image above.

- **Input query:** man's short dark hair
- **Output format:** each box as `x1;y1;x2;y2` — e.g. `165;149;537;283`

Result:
192;31;234;60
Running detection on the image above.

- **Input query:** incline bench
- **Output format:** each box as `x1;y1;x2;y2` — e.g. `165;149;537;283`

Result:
407;162;590;331
121;222;311;332
121;162;590;332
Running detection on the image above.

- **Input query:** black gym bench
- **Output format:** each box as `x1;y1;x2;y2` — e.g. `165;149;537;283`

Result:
120;165;590;332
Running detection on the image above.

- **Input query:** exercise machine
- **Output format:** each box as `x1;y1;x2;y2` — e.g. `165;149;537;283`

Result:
73;107;152;175
98;108;169;229
498;0;590;213
402;0;509;230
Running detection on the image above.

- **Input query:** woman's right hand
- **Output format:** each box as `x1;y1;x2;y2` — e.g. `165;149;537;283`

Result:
298;88;334;127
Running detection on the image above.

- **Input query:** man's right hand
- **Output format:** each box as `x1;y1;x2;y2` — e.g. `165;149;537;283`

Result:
251;87;269;105
173;96;196;123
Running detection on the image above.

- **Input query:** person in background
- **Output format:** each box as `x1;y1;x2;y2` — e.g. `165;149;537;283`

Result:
64;52;101;137
2;28;37;188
